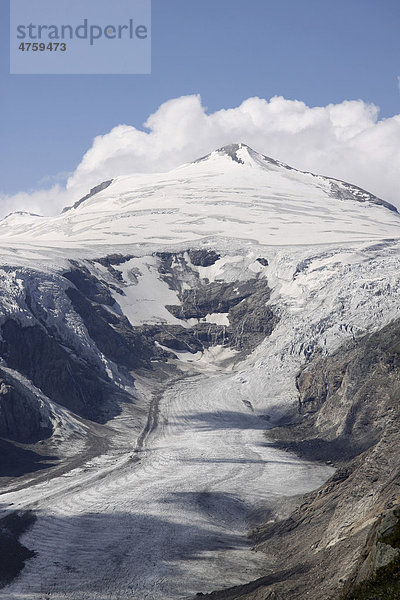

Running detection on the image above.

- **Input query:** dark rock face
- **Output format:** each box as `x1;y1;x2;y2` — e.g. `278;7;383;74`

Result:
0;368;52;444
194;143;245;165
62;180;113;213
328;180;398;213
165;278;276;353
0;511;36;588
94;254;135;285
65;287;155;370
219;144;245;164
0;319;122;423
256;258;269;267
166;280;257;320
156;252;199;293
62;263;115;306
152;251;277;354
227;281;275;351
0;438;58;478
274;320;400;462
140;323;228;355
94;254;135;267
188;249;220;267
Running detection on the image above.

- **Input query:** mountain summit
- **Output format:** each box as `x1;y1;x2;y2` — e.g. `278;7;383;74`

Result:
0;144;398;247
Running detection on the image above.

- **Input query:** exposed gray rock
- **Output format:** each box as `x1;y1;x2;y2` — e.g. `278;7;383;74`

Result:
156;252;200;294
216;144;245;164
164;276;275;353
62;180;113;213
93;254;135;284
94;254;135;267
62;262;115;306
188;249;220;267
0;438;58;478
256;258;269;267
194;143;245;164
166;279;257;320
0;368;52;443
227;280;275;351
0;319;124;423
140;323;227;355
271;319;400;462
328;180;398;213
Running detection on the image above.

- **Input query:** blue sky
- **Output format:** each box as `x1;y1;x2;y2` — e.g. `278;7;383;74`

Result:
0;0;399;196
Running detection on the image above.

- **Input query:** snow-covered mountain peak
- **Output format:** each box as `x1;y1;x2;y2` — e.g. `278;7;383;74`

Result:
193;143;288;172
0;211;44;227
0;211;43;222
191;142;396;204
0;144;399;249
195;143;255;166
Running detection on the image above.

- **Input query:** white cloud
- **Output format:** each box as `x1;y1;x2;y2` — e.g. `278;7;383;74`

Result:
1;94;400;217
0;185;69;218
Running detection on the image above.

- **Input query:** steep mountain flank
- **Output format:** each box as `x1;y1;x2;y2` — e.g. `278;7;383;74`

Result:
204;319;400;600
0;367;52;444
342;506;400;599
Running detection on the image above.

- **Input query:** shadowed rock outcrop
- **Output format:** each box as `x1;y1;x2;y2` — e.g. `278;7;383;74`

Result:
65;287;157;370
0;368;52;443
0;511;36;588
0;319;123;423
188;249;220;267
166;278;276;353
139;323;228;355
62;263;115;306
155;252;277;354
166;279;259;320
0;439;58;478
272;319;400;462
62;180;113;213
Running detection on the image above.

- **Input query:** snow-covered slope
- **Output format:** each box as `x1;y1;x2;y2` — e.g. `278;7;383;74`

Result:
0;143;399;248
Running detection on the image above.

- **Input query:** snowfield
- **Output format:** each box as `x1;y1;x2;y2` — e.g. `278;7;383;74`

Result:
0;144;400;599
0;144;399;248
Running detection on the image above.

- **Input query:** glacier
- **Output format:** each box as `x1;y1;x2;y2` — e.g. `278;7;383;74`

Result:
0;143;399;599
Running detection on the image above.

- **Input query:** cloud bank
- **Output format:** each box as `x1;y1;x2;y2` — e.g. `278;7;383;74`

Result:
2;94;400;217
